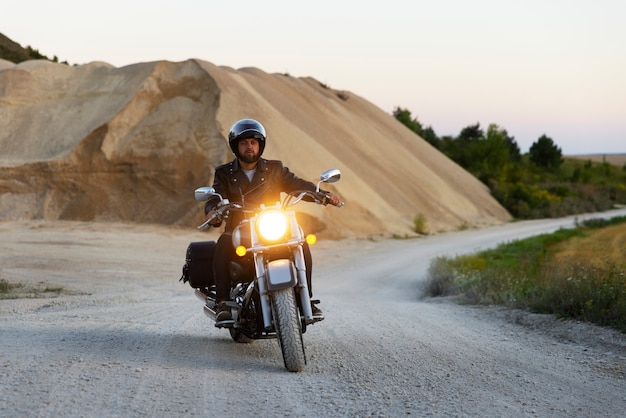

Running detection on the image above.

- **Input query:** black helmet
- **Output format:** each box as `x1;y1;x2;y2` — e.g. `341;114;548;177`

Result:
228;118;266;158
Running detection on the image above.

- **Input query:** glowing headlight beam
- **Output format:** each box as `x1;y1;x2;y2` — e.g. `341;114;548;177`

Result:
257;210;288;241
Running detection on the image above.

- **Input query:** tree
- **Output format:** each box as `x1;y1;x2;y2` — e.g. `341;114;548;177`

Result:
393;107;422;133
393;107;440;149
504;134;521;162
444;123;484;169
458;123;483;142
529;135;563;170
476;124;517;180
452;124;521;183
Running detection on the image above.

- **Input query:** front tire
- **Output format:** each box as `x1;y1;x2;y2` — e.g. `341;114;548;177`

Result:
272;289;306;372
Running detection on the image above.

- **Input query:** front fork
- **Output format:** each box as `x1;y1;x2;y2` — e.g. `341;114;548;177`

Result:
293;245;314;323
255;245;313;330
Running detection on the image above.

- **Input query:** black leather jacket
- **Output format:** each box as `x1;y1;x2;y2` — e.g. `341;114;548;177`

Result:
205;158;321;232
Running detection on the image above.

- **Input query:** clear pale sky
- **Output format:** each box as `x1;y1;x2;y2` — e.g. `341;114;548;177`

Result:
4;0;625;155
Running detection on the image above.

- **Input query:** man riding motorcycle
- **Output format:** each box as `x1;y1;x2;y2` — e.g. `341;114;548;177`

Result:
205;118;342;325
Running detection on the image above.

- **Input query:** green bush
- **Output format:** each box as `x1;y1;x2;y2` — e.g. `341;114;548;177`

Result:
413;213;429;235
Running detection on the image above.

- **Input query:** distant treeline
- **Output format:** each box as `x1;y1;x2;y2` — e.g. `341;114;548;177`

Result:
394;107;626;219
0;32;67;64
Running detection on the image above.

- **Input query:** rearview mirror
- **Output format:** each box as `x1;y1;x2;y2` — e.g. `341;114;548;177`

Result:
316;169;341;191
194;186;219;202
320;168;341;184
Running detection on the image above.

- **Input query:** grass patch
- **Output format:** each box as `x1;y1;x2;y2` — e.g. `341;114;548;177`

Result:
0;279;19;294
0;278;69;299
413;213;429;235
424;215;626;333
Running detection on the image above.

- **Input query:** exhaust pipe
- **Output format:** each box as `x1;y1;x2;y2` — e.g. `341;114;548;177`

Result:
194;288;207;303
195;289;217;320
203;304;217;320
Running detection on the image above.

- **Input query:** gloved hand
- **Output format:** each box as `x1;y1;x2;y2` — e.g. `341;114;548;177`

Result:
325;192;343;207
206;208;223;227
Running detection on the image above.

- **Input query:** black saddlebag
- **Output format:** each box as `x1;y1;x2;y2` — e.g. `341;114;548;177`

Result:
180;241;216;288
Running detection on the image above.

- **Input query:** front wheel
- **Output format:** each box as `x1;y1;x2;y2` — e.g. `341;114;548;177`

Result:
271;289;306;372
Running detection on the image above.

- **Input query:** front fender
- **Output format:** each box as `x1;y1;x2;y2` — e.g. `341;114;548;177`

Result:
265;259;297;291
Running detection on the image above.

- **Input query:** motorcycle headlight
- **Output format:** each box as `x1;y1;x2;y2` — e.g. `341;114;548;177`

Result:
256;210;289;243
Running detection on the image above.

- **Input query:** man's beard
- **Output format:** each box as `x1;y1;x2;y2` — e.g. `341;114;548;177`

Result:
239;151;260;164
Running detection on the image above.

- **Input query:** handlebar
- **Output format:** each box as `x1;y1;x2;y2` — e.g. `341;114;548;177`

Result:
198;190;343;230
284;190;344;209
197;201;244;231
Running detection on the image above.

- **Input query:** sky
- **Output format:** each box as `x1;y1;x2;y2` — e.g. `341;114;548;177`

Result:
3;0;625;155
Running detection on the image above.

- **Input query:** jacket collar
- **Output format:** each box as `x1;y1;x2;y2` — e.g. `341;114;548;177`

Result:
231;158;268;173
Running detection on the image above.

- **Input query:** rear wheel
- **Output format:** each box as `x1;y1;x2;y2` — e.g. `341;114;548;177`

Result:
272;289;306;372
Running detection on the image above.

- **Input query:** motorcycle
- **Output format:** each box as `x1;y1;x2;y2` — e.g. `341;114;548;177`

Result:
181;169;342;372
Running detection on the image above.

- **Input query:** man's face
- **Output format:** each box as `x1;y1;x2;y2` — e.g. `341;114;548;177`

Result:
238;137;260;164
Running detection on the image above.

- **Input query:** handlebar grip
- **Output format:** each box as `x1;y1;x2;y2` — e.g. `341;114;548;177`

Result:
318;192;343;208
316;192;331;206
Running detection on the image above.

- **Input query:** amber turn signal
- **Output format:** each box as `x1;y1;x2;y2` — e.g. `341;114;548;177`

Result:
235;245;247;257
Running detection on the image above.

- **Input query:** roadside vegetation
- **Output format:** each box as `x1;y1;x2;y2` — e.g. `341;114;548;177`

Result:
0;277;67;299
423;216;626;332
395;108;626;332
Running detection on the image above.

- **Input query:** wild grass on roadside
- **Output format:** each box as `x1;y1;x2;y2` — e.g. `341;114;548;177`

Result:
0;278;25;298
423;216;626;333
539;261;626;331
0;278;67;299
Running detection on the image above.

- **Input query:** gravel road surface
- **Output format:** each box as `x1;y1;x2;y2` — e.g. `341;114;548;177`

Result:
1;209;626;417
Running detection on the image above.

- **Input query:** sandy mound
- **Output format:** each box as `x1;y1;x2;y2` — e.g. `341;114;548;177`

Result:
0;58;15;70
0;59;511;238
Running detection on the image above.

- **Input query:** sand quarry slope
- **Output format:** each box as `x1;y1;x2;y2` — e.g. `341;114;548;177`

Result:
0;59;510;238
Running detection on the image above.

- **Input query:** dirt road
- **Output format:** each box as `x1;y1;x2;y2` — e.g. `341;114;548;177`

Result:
1;210;626;417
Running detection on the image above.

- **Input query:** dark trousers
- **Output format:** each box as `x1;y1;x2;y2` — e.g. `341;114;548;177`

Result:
213;233;314;302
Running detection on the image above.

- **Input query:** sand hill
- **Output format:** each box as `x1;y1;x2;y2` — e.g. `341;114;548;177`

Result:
0;59;511;238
